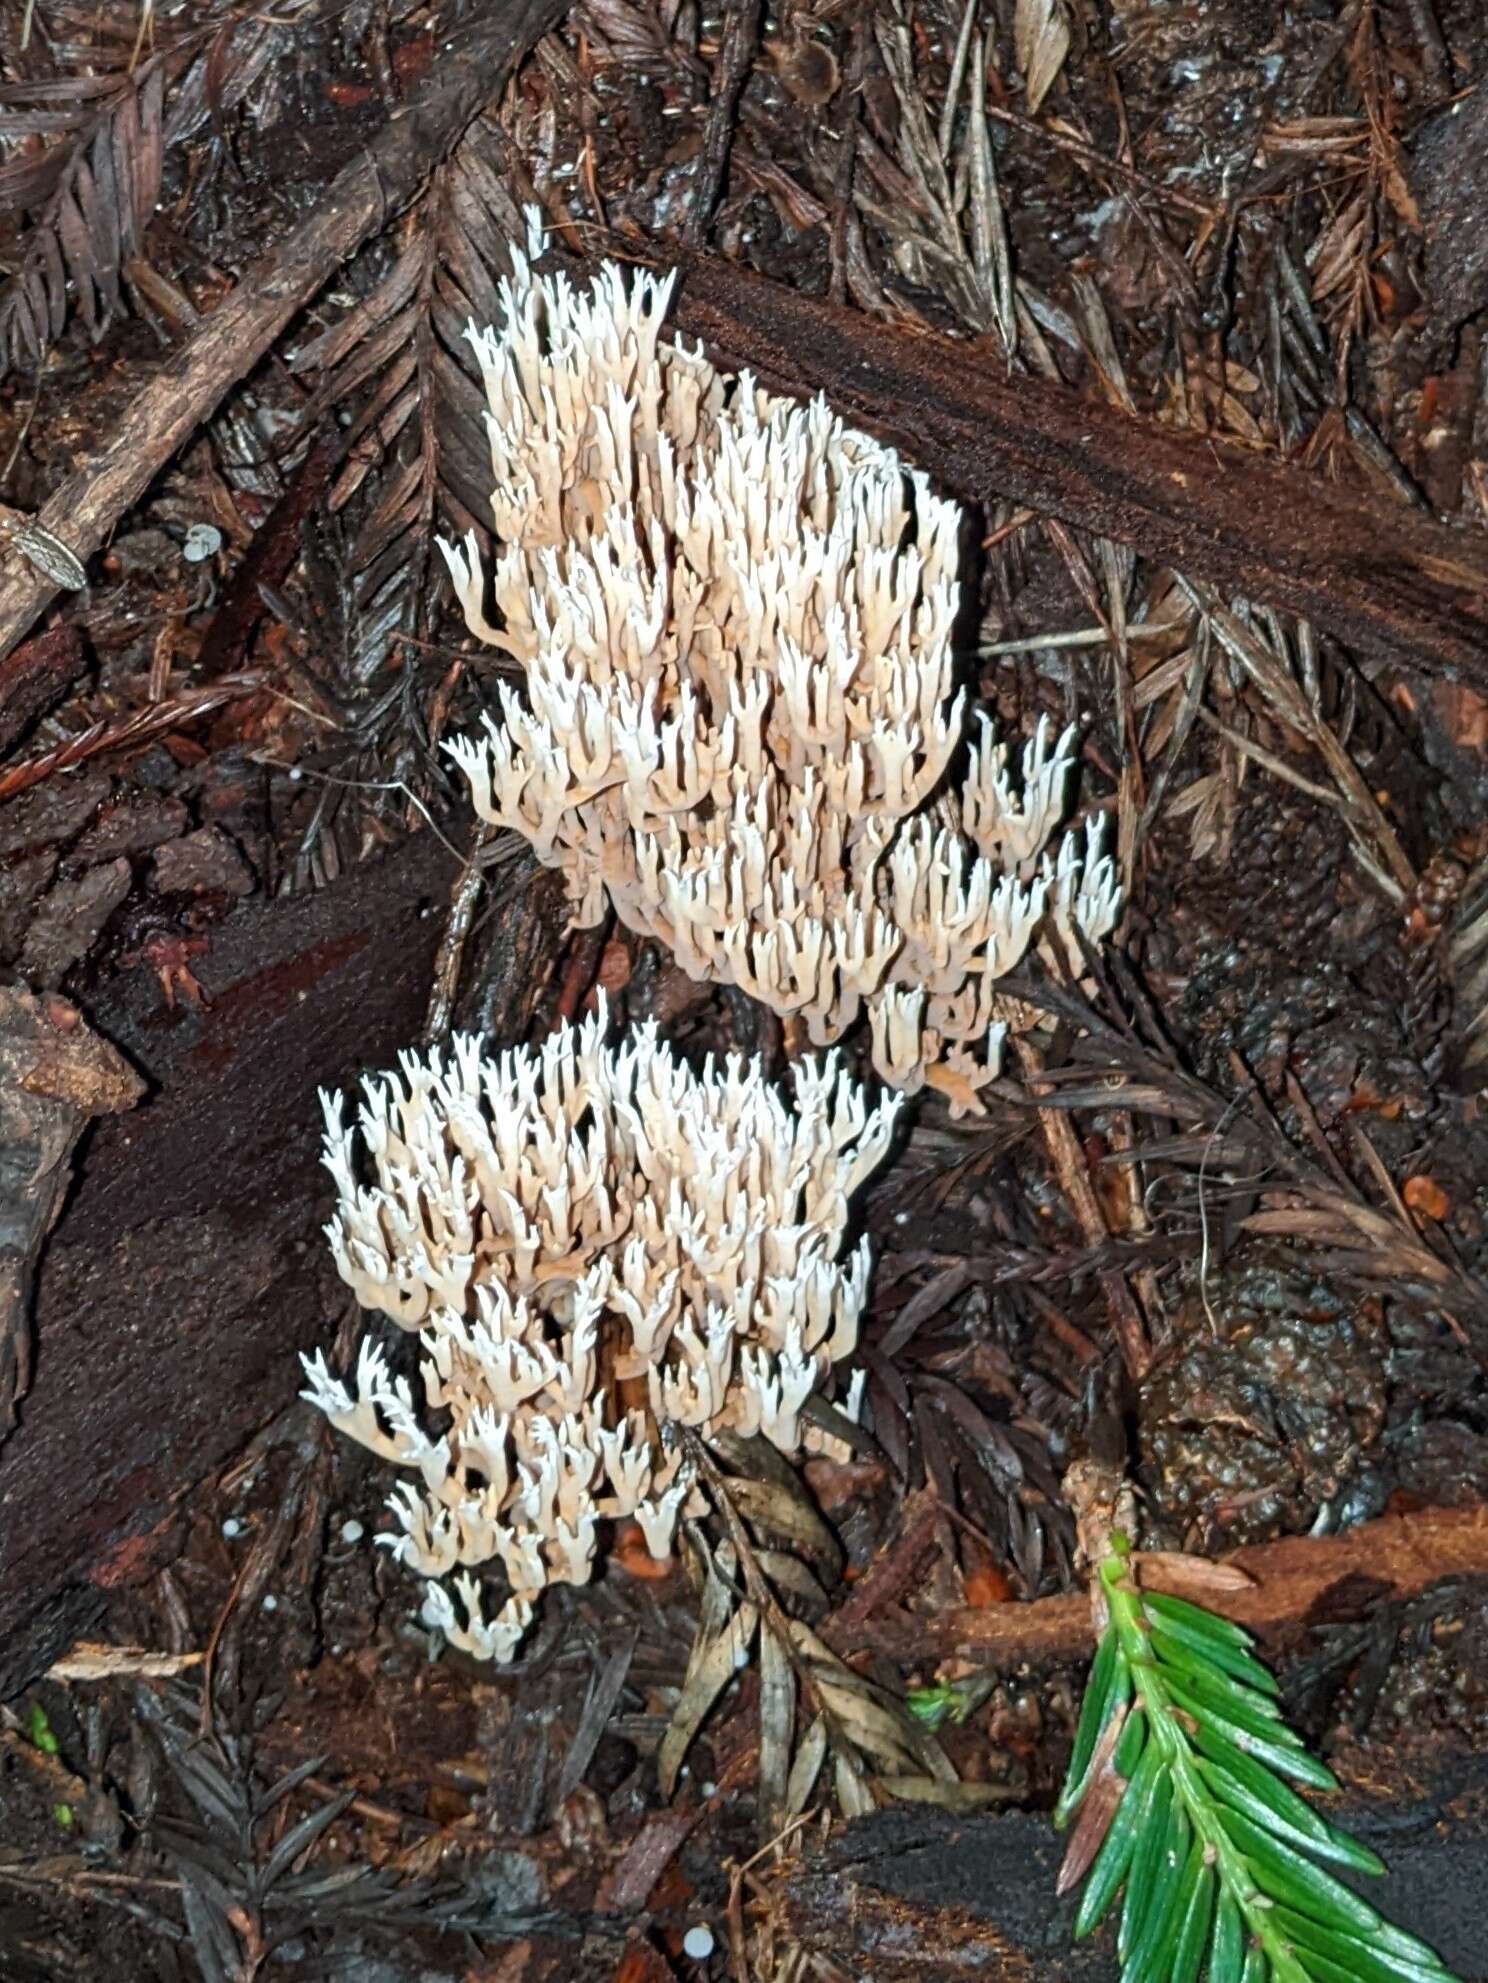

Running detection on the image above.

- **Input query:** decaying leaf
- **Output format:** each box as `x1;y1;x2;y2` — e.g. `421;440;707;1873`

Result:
0;506;87;590
1136;1550;1256;1600
785;1715;828;1817
1014;0;1070;115
1056;1699;1130;1895
758;1622;796;1837
47;1643;204;1681
658;1594;759;1798
724;1474;844;1586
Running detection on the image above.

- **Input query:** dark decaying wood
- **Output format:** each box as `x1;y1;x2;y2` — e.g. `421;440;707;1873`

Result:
1413;78;1488;340
0;989;142;1438
0;628;87;758
0;830;556;1698
670;258;1488;685
0;0;570;668
780;1757;1488;1980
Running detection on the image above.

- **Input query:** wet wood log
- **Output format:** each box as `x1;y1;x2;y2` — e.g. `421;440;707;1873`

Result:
0;830;554;1698
671;258;1488;685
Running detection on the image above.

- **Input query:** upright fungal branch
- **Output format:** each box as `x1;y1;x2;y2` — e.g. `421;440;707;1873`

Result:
300;1000;897;1661
441;247;1119;1115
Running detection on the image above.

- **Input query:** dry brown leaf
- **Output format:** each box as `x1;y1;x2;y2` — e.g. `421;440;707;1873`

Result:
47;1643;204;1681
724;1474;844;1584
657;1599;759;1798
1402;1174;1450;1221
1056;1700;1130;1895
878;1775;1021;1809
758;1622;796;1837
1309;191;1371;304
1014;0;1070;115
786;1715;828;1816
1136;1549;1256;1598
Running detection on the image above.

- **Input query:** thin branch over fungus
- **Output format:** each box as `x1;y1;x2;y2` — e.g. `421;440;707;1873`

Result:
301;999;896;1659
440;239;1119;1115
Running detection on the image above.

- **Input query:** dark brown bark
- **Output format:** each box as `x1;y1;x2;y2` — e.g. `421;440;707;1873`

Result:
670;258;1488;684
0;832;463;1697
1414;78;1488;338
0;990;142;1437
0;0;569;667
0;628;87;756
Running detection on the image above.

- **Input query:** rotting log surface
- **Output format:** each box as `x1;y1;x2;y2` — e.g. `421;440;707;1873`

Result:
0;832;463;1697
671;259;1488;685
782;1754;1488;1980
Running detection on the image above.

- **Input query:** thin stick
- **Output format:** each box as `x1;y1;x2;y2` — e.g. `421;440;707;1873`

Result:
1013;1035;1151;1380
0;0;568;665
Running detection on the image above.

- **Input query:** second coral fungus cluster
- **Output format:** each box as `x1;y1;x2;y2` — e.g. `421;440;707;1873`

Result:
301;999;897;1661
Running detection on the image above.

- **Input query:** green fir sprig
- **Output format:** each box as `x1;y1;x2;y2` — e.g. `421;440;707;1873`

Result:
1055;1534;1461;1983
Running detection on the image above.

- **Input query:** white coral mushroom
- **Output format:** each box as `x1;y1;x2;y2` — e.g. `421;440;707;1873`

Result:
440;235;1119;1114
302;1000;896;1659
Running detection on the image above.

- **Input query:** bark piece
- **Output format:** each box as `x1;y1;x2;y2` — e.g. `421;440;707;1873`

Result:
0;989;142;1438
18;856;131;986
0;628;87;756
0;850;58;960
0;770;109;859
1413;80;1488;339
151;826;253;896
70;792;188;865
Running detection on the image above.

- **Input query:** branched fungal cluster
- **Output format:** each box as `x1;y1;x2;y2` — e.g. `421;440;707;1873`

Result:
441;248;1119;1115
301;1001;897;1661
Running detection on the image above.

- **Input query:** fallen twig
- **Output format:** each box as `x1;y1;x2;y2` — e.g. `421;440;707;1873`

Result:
1012;1035;1151;1380
851;1504;1488;1666
0;0;569;666
0;674;264;802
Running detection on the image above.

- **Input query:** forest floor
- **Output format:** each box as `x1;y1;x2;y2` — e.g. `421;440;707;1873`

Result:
2;1;1488;1979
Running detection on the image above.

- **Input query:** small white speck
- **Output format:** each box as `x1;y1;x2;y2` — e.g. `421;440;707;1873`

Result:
262;1593;278;1612
340;1519;364;1544
732;1644;750;1670
700;1780;717;1797
683;1925;715;1960
182;522;222;564
221;1518;242;1539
